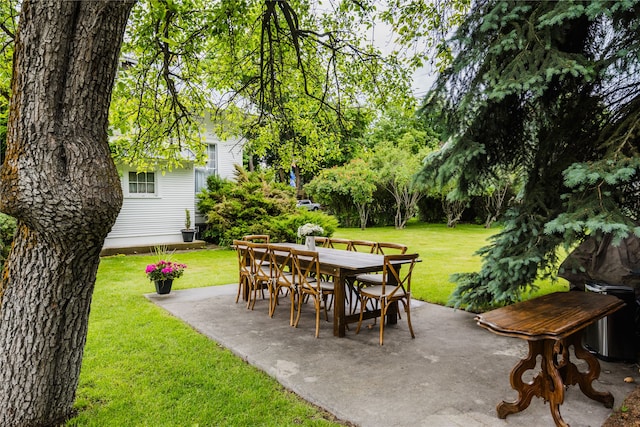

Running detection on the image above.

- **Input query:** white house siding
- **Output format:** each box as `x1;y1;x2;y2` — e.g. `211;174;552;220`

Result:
201;115;243;181
216;138;243;179
195;119;243;225
103;114;244;250
103;164;195;249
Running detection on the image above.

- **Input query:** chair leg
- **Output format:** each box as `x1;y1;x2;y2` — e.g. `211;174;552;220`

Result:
379;298;387;346
348;282;359;314
269;282;277;317
289;288;296;326
236;276;244;303
370;299;378;326
294;290;304;328
246;277;253;309
404;299;415;339
250;280;259;310
322;294;328;321
355;295;367;334
315;296;321;338
325;292;334;312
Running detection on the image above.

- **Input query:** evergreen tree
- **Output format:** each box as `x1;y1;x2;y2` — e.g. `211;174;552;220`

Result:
416;0;640;311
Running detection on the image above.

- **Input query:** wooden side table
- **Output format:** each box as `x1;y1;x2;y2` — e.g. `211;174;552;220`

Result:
476;291;626;427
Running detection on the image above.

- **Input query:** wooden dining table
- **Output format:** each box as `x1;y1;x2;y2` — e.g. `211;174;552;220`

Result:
271;243;412;337
475;291;626;426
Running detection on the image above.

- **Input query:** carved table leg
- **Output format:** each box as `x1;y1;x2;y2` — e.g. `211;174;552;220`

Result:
498;333;615;427
497;340;545;419
498;339;570;427
543;339;568;427
560;332;615;408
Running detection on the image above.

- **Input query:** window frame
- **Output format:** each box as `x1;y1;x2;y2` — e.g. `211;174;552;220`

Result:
195;143;218;194
125;170;159;198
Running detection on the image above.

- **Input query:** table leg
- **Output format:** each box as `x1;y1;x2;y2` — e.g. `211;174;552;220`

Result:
333;271;346;337
387;301;398;325
498;334;613;427
497;339;569;426
543;340;568;427
559;332;614;408
497;340;545;419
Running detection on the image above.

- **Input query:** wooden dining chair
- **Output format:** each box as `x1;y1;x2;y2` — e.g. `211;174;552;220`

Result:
355;253;419;345
325;237;353;251
246;241;272;310
375;242;408;255
268;245;297;325
242;234;270;243
350;240;377;253
351;242;409;316
339;239;378;312
291;248;335;338
233;239;252;304
356;242;409;286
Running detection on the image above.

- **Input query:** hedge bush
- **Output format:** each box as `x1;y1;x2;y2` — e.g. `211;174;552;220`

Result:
197;167;338;245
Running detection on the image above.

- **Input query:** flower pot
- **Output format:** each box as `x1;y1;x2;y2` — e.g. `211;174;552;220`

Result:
155;279;174;295
305;236;316;251
181;229;195;242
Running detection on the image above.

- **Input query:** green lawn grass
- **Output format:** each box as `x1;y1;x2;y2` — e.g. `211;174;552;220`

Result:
333;221;568;305
69;222;568;425
70;251;342;426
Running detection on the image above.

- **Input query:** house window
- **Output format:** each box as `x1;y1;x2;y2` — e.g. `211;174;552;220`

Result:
128;171;156;194
206;144;217;172
195;144;217;193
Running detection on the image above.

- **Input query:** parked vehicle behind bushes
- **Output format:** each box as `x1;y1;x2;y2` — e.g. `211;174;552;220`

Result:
296;199;321;211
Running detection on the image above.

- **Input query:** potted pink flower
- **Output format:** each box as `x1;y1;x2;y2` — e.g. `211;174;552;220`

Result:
145;259;187;294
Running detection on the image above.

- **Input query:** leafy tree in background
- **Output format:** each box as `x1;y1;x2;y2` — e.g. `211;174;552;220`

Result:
306;105;442;229
417;0;640;311
366;106;437;228
109;0;414;175
0;1;15;164
305;158;377;229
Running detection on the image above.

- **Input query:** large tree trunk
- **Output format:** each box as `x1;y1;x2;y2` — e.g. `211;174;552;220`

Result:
0;1;134;425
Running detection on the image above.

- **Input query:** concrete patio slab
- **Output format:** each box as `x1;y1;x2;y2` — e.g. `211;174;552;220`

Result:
147;285;638;427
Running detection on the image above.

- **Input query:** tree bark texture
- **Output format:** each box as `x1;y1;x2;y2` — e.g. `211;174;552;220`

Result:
0;1;134;425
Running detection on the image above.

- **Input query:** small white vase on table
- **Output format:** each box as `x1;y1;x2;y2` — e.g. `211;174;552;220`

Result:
297;223;324;251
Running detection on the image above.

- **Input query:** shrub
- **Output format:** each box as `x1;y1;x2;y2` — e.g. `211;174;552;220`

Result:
197;166;338;245
259;210;339;243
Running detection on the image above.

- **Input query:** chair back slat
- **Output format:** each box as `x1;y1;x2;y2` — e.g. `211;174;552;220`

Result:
314;236;329;247
233;239;251;276
350;240;377;253
247;241;271;280
269;245;294;287
243;234;270;243
376;242;408;255
326;238;353;251
382;253;419;296
291;248;321;294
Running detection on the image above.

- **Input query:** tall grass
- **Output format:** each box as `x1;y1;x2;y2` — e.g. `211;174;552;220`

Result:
69;222;568;425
